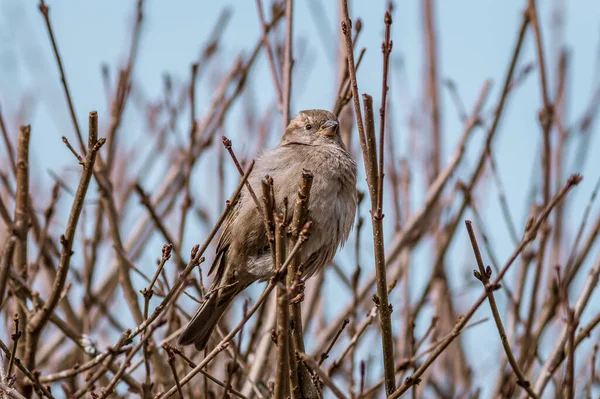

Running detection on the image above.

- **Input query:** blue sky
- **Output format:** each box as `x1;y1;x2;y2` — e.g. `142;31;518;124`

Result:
1;0;600;396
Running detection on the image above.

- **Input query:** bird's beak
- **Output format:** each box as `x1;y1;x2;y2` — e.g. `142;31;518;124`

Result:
320;120;339;136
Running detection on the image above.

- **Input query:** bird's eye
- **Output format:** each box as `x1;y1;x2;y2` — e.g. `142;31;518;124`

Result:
305;124;312;130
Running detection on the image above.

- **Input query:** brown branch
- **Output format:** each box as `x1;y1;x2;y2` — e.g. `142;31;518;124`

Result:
29;183;60;283
465;221;539;399
0;193;12;230
141;244;172;395
0;106;17;177
25;112;105;373
282;0;294;127
288;170;314;398
177;63;199;253
12;125;30;393
333;48;366;117
85;9;283;326
565;177;600;279
121;159;255;365
69;330;132;398
389;175;581;398
38;348;129;384
319;318;349;366
521;1;554;361
0;339;54;399
165;345;184;399
273;211;290;399
0;235;17;307
165;344;249;399
298;353;349;399
0;383;27;399
395;9;530;328
362;318;488;397
533;211;600;395
105;0;144;171
222;137;263;215
255;0;283;107
339;0;368;169
377;79;491;283
38;0;85;152
61;136;84;165
134;183;186;271
96;169;145;325
377;7;392;214
588;344;598;398
564;308;576;399
13;125;30;279
339;3;396;390
329;308;377;375
423;0;442;182
157;227;310;398
98;321;166;399
362;92;396;394
7;313;21;383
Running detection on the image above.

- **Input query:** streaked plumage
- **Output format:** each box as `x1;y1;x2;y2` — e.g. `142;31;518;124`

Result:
179;109;357;350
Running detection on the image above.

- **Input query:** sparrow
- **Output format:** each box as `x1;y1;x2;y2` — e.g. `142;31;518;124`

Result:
178;109;358;350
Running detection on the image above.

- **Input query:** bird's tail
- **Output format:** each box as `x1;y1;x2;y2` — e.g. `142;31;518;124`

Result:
178;284;238;351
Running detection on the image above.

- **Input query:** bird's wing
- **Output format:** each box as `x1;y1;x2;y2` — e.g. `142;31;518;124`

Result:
207;198;240;279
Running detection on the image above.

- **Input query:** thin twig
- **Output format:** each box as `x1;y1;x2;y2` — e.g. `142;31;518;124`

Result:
389;175;581;398
0;106;17;177
298;353;349;399
157;227;311;398
25;112;105;373
465;221;539;399
288;170;314;398
255;0;283;107
6;314;21;383
319;318;349;366
0;339;54;399
273;211;290;399
38;0;85;152
282;0;294;127
98;321;166;399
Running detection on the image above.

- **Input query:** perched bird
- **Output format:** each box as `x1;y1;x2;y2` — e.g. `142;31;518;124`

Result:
178;109;358;350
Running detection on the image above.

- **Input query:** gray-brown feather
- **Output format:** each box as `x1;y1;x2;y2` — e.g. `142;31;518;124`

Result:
179;109;357;350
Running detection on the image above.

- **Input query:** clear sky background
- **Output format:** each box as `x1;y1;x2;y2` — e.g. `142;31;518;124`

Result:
1;0;600;397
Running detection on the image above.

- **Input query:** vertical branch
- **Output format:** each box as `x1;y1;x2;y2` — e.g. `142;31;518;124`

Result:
38;1;85;153
0;236;16;307
339;1;368;165
255;0;283;107
13;125;30;280
340;1;396;393
363;96;379;201
522;0;555;362
364;94;396;394
273;211;290;399
423;0;442;181
142;244;172;397
288;170;315;398
390;176;580;398
551;51;568;263
282;0;294;127
7;314;21;383
564;308;576;399
13;125;30;379
464;221;539;399
25;112;105;376
178;63;199;252
377;9;392;215
105;0;144;171
0;107;17;177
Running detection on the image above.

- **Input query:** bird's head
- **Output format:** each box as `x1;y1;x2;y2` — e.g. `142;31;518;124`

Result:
281;109;344;147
